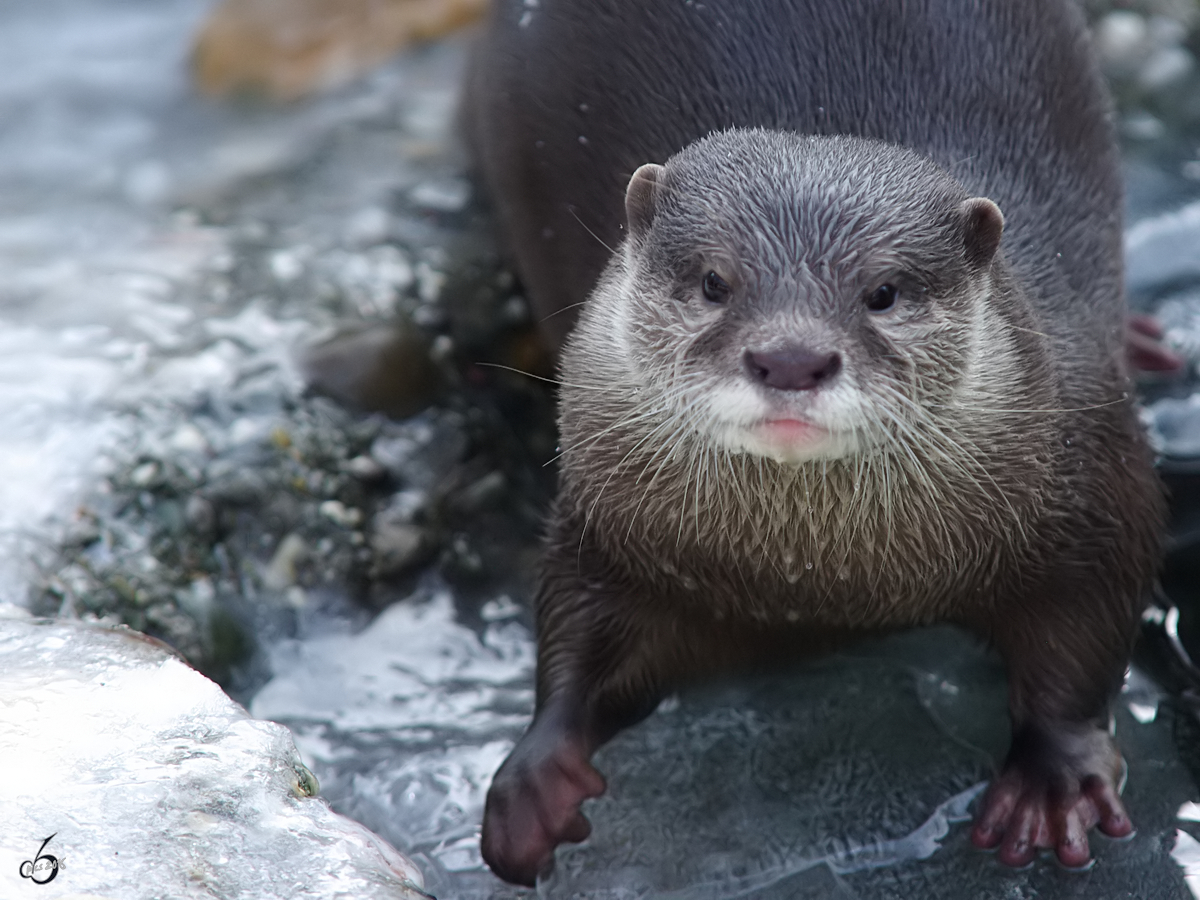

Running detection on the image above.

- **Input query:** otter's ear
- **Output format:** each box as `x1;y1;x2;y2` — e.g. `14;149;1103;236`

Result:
960;197;1004;269
625;163;664;238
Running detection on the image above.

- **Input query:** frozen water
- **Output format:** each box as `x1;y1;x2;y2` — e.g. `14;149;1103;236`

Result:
0;606;428;899
251;586;535;892
253;600;1199;899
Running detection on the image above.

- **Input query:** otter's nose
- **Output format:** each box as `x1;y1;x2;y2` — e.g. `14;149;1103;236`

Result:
744;346;841;391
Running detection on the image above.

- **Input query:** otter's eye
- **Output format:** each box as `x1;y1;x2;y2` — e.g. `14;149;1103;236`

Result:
702;271;731;303
866;283;898;313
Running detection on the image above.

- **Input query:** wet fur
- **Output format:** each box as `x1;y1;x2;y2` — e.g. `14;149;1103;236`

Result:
467;0;1166;885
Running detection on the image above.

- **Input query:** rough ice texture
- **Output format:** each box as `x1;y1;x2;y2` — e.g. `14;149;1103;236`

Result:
254;591;1199;899
251;587;536;894
0;607;428;900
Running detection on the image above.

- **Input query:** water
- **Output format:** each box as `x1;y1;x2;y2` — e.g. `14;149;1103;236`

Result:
2;1;1200;898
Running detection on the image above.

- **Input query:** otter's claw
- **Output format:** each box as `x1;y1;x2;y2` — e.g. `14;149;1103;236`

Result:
481;731;606;886
972;754;1131;869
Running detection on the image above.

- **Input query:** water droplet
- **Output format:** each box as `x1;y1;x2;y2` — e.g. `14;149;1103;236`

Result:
577;135;589;145
805;561;813;570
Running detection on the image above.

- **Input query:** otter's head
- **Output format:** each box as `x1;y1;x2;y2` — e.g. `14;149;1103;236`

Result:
579;129;1006;466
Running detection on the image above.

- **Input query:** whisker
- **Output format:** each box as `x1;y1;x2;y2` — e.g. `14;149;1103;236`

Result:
538;298;592;324
567;206;618;255
476;361;625;393
927;397;1127;414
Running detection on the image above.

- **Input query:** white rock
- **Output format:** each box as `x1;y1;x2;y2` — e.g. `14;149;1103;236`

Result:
0;608;428;899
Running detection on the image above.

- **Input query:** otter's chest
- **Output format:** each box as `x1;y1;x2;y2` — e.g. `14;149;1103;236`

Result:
588;462;1039;630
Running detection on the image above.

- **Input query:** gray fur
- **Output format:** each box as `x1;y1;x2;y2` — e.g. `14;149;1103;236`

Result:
467;0;1166;886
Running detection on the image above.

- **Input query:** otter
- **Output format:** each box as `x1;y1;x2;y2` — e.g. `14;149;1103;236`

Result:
465;0;1166;887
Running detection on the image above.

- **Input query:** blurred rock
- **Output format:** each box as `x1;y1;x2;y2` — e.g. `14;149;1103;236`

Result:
185;494;218;537
370;519;430;578
300;322;442;419
343;454;388;482
192;0;489;100
263;532;309;590
370;410;468;489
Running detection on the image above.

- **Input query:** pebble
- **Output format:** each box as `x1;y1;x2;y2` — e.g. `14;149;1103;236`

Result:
1140;44;1193;88
130;461;161;488
207;469;268;506
170;423;211;455
343;454;387;481
263;533;308;591
452;471;507;513
369;520;428;578
409;178;471;213
270;247;307;282
185;495;217;536
320;499;363;528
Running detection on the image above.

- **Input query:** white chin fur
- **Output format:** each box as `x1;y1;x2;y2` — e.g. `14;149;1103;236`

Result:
727;428;858;464
698;383;868;464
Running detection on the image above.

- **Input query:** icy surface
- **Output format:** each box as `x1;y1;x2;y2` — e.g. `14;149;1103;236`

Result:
0;607;428;899
256;600;1198;899
1;1;1200;899
251;586;535;893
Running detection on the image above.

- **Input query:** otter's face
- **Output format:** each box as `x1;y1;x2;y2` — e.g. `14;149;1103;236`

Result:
607;131;1003;466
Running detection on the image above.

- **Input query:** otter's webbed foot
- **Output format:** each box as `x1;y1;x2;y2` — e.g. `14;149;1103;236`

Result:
1127;313;1185;374
970;724;1131;869
481;713;606;886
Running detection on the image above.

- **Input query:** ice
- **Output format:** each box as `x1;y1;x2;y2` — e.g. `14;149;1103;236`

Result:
0;607;428;899
1174;831;1200;899
251;588;535;734
254;613;1197;898
250;586;535;891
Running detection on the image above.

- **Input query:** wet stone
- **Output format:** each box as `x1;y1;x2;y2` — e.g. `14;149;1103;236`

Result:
370;409;469;490
370;520;430;579
301;320;442;419
185;494;218;536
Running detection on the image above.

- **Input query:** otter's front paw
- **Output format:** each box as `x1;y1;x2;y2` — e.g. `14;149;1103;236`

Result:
970;728;1131;869
481;733;606;886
